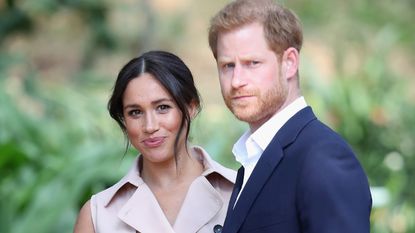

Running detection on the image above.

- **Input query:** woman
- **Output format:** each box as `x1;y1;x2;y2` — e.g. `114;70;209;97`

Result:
74;51;235;233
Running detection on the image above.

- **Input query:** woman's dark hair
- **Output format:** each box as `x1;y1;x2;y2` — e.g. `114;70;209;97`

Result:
108;50;201;159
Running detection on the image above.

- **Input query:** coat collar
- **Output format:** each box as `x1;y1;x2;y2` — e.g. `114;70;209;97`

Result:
101;145;236;232
196;146;236;183
275;107;316;149
224;107;316;233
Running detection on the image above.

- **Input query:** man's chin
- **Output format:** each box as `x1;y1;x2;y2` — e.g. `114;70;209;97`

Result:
232;109;255;123
227;103;256;120
231;107;273;127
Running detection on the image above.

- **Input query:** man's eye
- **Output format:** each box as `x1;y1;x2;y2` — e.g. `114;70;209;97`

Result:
223;63;235;69
250;61;260;66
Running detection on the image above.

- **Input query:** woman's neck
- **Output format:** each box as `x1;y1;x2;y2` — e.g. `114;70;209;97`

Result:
141;147;204;189
140;146;205;225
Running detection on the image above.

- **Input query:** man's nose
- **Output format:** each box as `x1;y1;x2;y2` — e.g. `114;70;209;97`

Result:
231;64;248;89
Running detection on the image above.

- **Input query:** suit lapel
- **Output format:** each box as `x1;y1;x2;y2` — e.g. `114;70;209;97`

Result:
224;140;284;233
228;167;244;211
223;107;317;233
223;167;245;232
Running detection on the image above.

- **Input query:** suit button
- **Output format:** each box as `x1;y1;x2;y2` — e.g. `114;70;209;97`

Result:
213;224;223;233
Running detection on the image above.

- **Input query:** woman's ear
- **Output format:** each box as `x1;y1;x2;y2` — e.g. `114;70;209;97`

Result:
282;47;299;80
187;101;199;120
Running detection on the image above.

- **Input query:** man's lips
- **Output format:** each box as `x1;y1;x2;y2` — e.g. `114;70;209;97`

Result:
142;137;165;148
232;95;254;100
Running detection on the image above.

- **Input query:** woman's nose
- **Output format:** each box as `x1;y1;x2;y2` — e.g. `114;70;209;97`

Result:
143;112;159;133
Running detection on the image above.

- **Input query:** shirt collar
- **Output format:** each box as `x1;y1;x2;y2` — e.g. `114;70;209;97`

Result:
232;96;307;166
253;96;307;149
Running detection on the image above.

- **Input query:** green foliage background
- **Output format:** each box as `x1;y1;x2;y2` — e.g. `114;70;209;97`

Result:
1;0;414;232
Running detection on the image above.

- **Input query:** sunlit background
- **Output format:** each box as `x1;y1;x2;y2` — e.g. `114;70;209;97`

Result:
1;0;414;232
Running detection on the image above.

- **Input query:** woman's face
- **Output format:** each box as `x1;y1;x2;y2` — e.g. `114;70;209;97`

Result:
122;73;187;165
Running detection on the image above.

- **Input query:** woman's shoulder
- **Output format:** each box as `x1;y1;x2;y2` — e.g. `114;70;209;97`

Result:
74;200;95;233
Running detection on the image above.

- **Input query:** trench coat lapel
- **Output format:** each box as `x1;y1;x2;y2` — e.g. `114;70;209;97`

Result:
111;146;235;233
118;183;175;233
173;176;224;233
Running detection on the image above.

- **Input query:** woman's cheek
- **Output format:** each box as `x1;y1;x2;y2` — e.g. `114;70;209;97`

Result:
126;122;141;143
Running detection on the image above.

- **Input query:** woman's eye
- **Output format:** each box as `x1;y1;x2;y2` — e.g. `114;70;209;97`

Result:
157;104;171;113
128;109;141;117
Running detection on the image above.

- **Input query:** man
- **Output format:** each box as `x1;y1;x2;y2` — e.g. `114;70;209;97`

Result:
208;0;372;232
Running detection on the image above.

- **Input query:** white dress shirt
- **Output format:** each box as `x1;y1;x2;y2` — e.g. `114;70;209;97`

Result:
232;97;308;204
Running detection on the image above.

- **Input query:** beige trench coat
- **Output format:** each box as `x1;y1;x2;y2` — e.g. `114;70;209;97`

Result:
90;146;236;233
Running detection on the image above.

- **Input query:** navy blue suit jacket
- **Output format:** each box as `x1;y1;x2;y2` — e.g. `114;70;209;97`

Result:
222;107;372;233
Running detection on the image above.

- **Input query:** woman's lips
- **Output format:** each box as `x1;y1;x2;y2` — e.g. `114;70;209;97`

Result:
142;137;165;148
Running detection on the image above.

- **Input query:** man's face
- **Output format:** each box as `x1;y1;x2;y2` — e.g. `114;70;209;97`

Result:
216;22;289;131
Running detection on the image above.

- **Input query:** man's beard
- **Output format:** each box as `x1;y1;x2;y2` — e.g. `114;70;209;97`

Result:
224;78;288;127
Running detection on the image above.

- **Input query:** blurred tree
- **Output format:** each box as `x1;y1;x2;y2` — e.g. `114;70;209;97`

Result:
0;0;33;43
